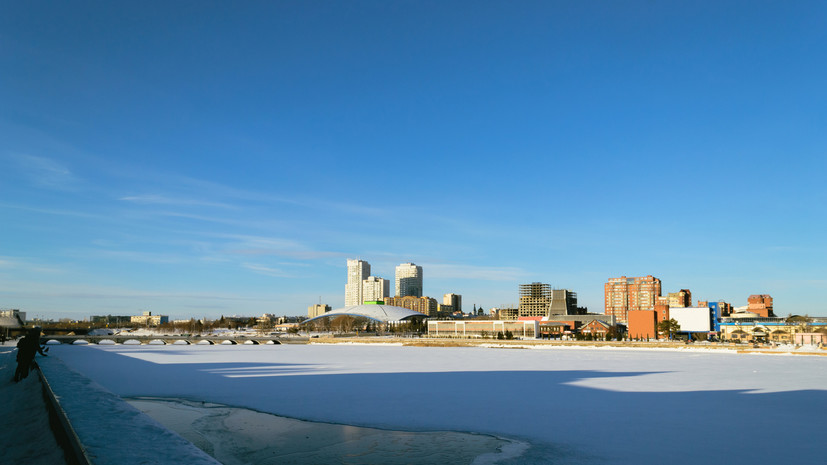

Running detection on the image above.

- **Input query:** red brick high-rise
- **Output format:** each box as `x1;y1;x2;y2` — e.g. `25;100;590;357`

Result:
605;275;662;324
747;294;774;317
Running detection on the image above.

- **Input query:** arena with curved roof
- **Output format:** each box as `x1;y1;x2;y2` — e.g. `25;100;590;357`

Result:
303;304;425;324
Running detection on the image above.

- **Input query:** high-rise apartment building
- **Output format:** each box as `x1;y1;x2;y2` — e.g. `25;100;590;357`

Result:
362;276;390;303
395;263;423;297
443;293;462;314
604;275;662;323
345;259;371;306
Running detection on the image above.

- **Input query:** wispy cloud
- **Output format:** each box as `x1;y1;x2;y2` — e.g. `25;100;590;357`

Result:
72;249;183;264
423;263;528;281
241;263;295;278
221;234;346;260
0;202;106;219
112;166;390;219
0;256;66;274
119;194;236;209
0;281;271;302
8;153;81;190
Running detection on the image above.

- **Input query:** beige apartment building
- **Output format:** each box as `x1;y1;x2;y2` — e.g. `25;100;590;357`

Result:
308;304;331;318
362;276;390;302
345;259;371;306
384;295;438;316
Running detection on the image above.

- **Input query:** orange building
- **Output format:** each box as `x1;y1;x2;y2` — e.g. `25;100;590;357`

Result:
604;275;662;324
628;310;658;339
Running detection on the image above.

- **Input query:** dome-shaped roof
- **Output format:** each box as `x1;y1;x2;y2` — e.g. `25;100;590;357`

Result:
304;304;425;324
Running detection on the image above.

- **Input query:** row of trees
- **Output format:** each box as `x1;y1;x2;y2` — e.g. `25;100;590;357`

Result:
39;316;264;335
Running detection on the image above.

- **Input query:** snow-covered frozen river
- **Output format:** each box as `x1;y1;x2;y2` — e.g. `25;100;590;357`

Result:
46;343;827;464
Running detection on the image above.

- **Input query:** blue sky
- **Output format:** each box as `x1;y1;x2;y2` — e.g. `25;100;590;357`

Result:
2;1;826;320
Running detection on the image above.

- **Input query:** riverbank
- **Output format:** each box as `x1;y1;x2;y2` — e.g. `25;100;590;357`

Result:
307;335;827;355
0;347;66;465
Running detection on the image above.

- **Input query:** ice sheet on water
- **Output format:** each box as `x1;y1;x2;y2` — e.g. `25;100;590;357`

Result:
128;398;548;465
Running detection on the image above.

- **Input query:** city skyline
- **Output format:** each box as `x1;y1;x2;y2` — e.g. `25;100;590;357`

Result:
2;2;826;320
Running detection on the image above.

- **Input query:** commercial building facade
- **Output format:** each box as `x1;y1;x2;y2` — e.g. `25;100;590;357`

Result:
130;311;169;326
719;317;827;343
428;320;538;339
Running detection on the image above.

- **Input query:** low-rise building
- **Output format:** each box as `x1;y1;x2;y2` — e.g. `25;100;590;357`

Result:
544;314;616;327
1;309;26;323
0;309;25;341
580;319;611;338
130;311;169;326
428;320;538;339
538;321;570;338
719;316;827;343
90;315;132;325
794;333;826;345
628;310;658;339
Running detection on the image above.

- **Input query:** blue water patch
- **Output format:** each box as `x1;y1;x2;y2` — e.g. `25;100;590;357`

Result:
127;398;567;464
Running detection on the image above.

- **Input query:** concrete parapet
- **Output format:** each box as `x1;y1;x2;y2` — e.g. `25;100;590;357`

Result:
37;357;221;465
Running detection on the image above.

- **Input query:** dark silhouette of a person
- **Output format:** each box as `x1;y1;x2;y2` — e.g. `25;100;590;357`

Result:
13;327;47;382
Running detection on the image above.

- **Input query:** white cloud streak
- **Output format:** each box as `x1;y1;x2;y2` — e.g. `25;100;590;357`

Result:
241;263;295;278
9;153;81;190
423;263;529;282
119;194;236;209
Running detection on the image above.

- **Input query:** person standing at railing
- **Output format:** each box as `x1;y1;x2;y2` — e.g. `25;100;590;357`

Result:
13;326;47;382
